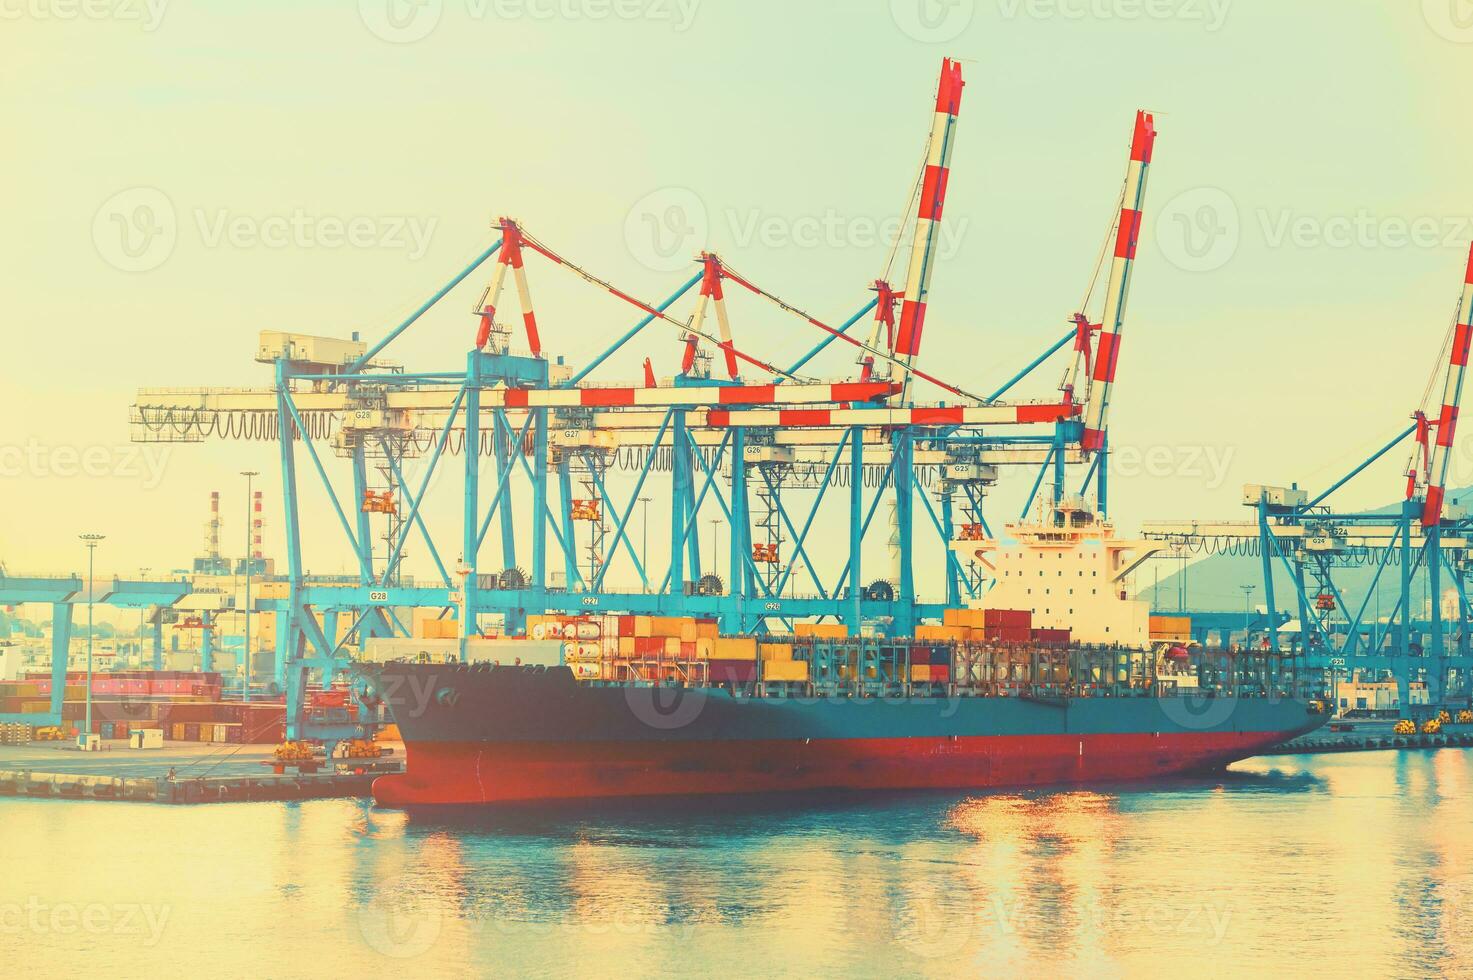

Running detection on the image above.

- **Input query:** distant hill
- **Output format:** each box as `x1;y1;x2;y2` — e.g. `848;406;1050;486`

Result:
1139;488;1470;617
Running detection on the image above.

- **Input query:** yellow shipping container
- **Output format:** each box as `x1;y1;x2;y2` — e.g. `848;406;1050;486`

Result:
764;659;808;682
759;642;792;661
795;623;848;639
618;636;636;657
942;608;967;627
679;622;699;643
633;616;653;638
664;636;682;655
713;636;758;660
695;620;719;640
694;637;714;659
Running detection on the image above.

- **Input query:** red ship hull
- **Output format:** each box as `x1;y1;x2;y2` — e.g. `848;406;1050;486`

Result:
373;729;1305;806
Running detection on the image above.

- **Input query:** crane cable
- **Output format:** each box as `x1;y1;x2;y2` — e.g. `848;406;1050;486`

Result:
515;229;803;381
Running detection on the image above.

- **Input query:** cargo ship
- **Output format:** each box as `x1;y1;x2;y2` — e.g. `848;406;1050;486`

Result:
363;504;1327;806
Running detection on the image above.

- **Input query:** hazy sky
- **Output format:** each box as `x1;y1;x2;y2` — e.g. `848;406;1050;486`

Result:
4;0;1473;594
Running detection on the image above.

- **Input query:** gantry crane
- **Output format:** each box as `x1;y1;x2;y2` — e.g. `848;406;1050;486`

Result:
1143;244;1473;707
129;59;1163;742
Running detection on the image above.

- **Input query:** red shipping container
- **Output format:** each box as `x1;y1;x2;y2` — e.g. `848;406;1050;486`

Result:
707;659;758;684
680;642;696;657
617;616;635;638
910;645;932;665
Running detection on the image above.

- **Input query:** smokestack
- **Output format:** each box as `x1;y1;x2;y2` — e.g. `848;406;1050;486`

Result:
252;490;264;560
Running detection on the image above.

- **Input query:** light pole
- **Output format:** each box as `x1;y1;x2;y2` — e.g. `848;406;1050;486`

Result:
241;470;257;702
1240;584;1255;646
79;533;104;745
138;566;150;665
639;496;652;592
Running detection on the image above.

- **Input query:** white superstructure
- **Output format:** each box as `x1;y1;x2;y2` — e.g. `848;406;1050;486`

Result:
953;498;1163;646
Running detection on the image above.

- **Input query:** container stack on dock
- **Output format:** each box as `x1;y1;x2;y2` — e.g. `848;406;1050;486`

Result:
0;670;288;744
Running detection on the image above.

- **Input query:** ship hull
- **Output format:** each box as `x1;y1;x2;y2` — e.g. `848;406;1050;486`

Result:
367;664;1326;807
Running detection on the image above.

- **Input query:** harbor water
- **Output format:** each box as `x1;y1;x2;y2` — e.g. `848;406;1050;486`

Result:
4;750;1472;978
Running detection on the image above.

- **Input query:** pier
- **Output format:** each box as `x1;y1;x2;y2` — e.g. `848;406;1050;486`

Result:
0;741;402;804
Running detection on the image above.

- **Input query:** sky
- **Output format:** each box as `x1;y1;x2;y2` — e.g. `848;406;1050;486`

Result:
4;0;1473;597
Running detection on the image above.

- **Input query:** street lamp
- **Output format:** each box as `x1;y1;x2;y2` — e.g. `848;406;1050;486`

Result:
241;470;258;702
1240;584;1256;644
78;533;105;746
138;566;150;665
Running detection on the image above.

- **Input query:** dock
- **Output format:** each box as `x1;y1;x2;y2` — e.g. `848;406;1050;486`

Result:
0;740;401;804
1265;720;1473;756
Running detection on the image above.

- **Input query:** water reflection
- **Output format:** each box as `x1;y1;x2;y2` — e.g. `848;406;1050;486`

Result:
3;751;1471;976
